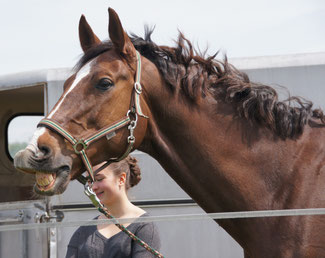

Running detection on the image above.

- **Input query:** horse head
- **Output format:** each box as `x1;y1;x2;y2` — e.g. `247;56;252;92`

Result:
14;8;150;195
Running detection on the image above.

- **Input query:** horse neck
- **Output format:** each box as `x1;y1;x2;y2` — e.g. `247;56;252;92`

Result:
140;77;270;212
140;72;321;207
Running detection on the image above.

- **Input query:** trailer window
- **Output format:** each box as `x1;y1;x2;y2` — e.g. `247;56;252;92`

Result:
7;115;43;159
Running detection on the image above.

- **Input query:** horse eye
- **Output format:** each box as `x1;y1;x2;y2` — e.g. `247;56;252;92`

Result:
95;78;114;91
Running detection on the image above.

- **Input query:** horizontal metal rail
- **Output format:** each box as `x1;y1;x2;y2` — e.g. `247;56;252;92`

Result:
52;199;195;211
0;208;324;232
0;211;24;224
0;216;24;224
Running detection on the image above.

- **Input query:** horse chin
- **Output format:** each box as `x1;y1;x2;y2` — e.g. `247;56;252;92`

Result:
33;166;70;196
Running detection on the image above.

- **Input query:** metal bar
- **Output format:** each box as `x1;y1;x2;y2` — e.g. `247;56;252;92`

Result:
0;218;23;224
0;200;46;211
49;227;57;258
0;214;24;224
51;199;195;211
0;208;324;232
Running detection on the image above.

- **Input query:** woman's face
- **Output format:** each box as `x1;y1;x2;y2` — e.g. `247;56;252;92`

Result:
91;164;126;206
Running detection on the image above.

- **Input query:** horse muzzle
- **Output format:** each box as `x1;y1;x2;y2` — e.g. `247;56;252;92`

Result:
14;146;73;196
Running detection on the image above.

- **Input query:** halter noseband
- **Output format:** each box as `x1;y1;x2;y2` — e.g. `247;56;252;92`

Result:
37;51;148;183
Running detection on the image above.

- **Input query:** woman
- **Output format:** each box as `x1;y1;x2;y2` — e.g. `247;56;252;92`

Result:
65;156;161;258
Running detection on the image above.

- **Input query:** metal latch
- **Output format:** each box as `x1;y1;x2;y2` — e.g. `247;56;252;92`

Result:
34;210;64;223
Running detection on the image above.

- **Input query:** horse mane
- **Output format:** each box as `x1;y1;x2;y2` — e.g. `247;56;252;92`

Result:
75;28;325;139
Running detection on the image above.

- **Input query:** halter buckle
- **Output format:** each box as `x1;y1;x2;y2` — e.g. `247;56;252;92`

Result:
73;139;88;154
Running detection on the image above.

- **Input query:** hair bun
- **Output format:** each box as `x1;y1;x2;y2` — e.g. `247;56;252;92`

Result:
126;156;141;187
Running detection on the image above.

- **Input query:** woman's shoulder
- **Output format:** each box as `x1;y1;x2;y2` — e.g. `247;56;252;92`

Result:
132;211;149;223
78;216;99;233
131;212;162;253
125;212;147;228
140;212;149;217
132;213;159;234
68;222;97;245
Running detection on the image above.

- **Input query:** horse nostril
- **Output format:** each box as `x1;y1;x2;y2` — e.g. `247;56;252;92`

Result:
38;145;52;159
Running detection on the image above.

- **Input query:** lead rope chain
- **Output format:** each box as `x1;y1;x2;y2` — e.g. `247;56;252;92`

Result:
38;51;164;257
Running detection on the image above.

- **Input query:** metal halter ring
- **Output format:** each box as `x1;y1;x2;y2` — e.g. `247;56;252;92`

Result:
73;139;88;154
127;110;138;124
128;135;135;144
134;82;142;94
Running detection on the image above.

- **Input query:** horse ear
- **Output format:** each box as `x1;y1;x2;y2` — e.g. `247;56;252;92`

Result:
79;15;101;53
108;8;136;59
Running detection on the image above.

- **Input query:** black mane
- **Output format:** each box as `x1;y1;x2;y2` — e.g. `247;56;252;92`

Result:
76;28;325;139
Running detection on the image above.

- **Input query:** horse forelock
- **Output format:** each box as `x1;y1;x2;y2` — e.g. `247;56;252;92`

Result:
74;27;325;139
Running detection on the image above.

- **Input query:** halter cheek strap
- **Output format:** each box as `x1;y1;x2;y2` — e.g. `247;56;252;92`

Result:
37;50;147;182
134;51;148;118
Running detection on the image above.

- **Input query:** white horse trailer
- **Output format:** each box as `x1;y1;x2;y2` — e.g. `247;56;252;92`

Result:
0;52;325;257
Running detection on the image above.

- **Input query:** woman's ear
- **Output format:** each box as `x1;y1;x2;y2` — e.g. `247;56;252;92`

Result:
119;172;127;186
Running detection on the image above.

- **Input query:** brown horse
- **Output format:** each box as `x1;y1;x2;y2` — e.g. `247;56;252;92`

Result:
14;8;325;257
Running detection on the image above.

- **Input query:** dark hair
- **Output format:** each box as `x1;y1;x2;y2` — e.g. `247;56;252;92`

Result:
110;156;141;190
